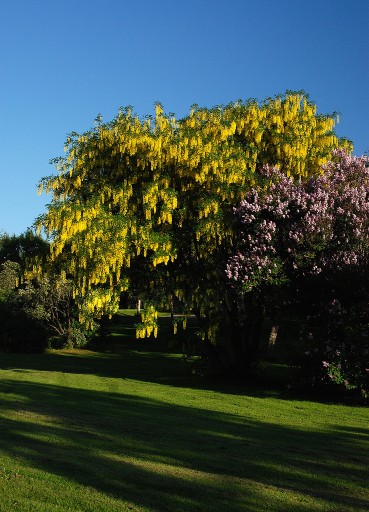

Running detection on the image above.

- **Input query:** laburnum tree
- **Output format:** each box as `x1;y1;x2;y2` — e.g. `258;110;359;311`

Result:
36;92;350;364
226;151;369;396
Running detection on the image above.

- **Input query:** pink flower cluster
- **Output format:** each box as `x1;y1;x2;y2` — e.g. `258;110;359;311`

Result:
226;151;369;290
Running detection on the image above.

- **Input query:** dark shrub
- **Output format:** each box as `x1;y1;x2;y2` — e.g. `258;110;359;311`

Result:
0;297;49;352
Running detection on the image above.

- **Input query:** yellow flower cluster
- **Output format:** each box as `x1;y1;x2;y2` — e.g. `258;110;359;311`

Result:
136;305;158;339
78;288;120;325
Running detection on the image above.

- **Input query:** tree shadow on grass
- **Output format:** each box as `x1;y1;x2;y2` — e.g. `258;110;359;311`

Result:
0;346;285;401
0;313;317;401
0;379;368;512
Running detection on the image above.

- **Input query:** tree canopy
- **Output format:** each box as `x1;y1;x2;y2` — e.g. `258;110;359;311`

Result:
37;92;350;344
0;231;48;272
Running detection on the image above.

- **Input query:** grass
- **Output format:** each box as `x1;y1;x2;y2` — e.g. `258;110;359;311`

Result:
0;312;368;511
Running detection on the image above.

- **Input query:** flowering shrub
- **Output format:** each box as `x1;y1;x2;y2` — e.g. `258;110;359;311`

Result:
226;150;369;400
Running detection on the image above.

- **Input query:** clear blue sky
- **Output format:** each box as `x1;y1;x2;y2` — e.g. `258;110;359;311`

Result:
0;0;368;235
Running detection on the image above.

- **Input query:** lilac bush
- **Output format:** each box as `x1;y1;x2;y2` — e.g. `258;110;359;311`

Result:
226;150;369;400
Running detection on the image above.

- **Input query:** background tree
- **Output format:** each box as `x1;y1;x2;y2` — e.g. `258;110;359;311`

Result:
37;92;350;368
0;232;87;351
0;230;49;273
0;257;48;352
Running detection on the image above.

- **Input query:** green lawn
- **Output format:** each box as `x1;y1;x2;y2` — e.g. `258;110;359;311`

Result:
0;312;368;511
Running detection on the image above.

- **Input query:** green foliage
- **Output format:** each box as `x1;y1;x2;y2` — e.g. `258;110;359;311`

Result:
0;260;20;295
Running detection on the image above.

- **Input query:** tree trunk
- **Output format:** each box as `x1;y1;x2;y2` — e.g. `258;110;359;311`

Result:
228;294;264;380
267;324;279;357
170;294;174;322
